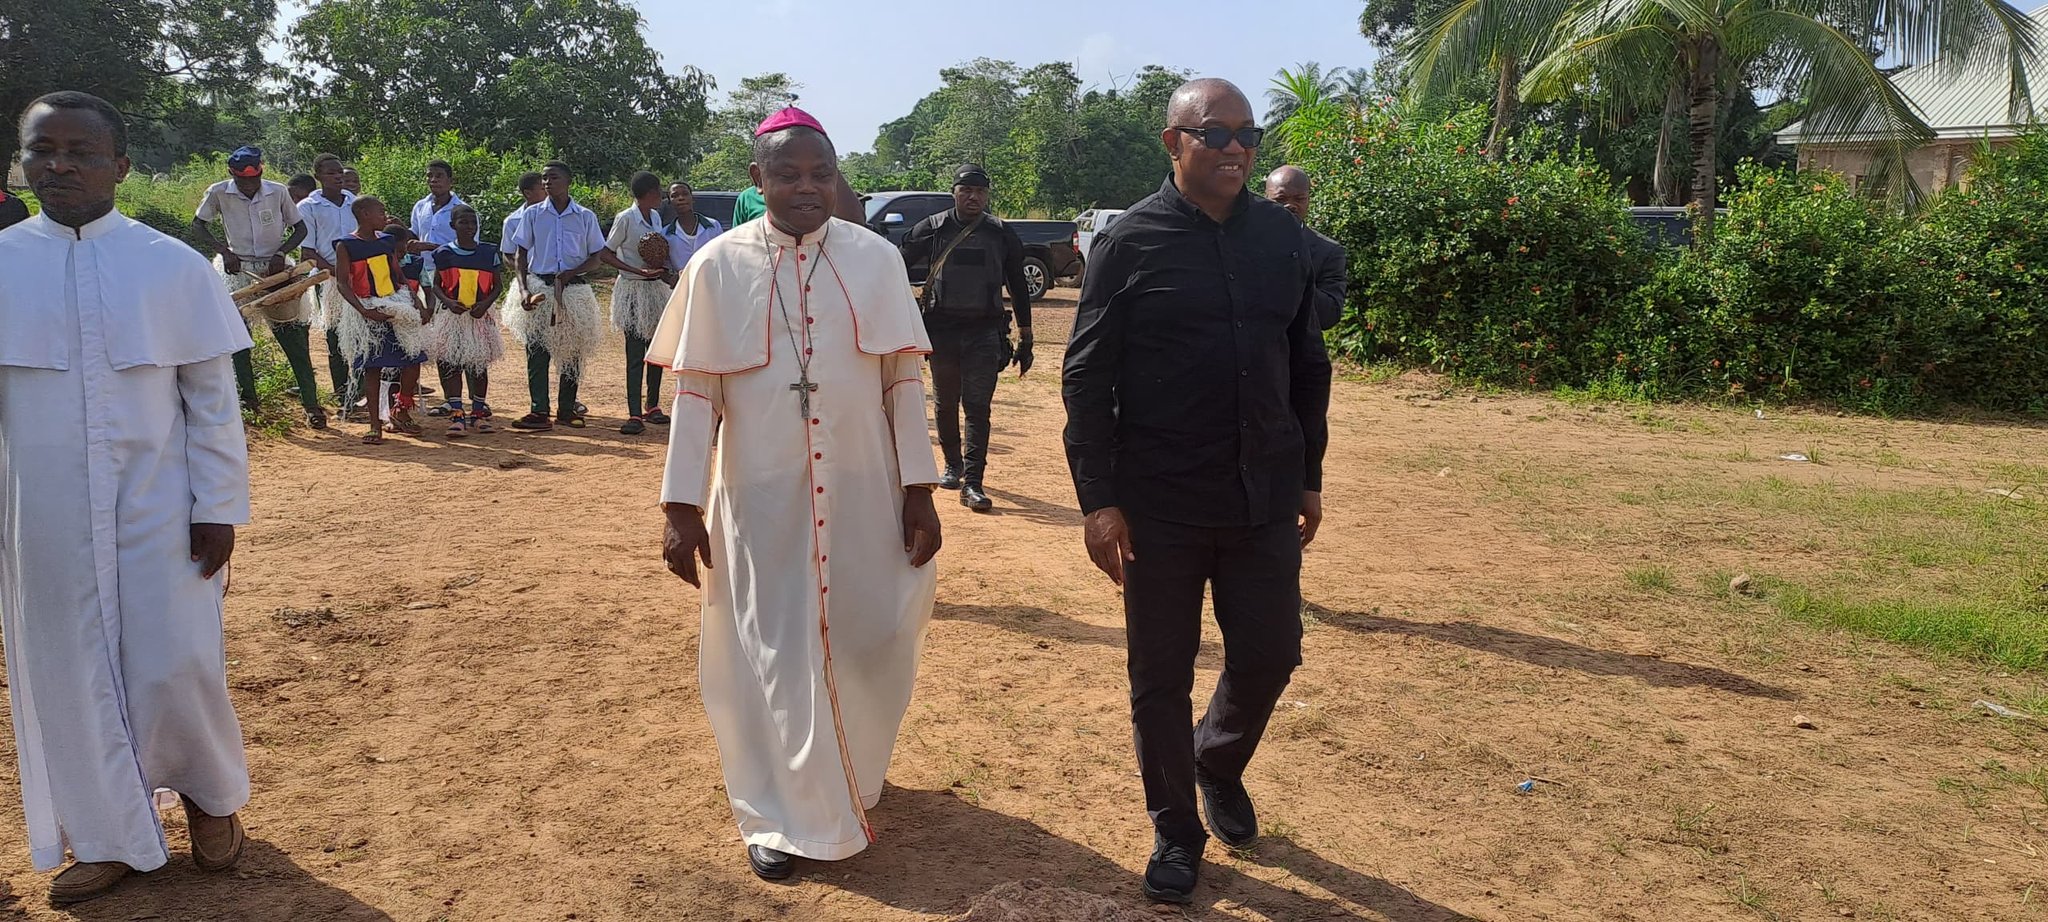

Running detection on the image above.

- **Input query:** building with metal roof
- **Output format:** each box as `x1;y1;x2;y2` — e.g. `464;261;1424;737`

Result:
1776;5;2048;193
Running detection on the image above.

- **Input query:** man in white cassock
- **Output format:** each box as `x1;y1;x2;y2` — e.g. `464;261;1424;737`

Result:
652;107;944;882
0;92;253;906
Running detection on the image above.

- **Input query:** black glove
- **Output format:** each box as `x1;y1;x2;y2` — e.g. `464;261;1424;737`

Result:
1014;333;1034;377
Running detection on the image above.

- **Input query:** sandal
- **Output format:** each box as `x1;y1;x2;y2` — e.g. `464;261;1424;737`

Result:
307;408;328;430
558;414;586;429
447;416;468;438
472;417;497;434
387;408;423;435
510;413;554;431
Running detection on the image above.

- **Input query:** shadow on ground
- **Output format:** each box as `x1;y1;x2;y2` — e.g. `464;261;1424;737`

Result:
834;785;1478;921
1310;604;1796;700
54;840;394;922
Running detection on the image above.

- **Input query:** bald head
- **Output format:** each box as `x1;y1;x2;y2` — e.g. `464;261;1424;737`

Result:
1265;166;1312;222
1166;78;1252;130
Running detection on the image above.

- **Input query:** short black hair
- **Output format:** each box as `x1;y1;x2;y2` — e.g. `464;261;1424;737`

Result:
629;171;660;197
517;171;544;192
350;195;384;218
543;160;572;179
313;152;343;171
19;91;128;156
751;126;835;167
288;173;315;191
426;159;453;178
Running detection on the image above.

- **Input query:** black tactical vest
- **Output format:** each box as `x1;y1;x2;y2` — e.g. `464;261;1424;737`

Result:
924;214;1007;321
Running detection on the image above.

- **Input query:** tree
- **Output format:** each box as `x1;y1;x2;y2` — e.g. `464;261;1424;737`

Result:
1359;0;1460;50
1524;0;2043;241
287;0;711;181
691;73;799;190
0;0;278;171
1396;0;1572;160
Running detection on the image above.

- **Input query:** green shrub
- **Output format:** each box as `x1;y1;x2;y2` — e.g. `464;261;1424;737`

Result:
1289;100;1651;387
1683;165;1936;411
1907;134;2048;412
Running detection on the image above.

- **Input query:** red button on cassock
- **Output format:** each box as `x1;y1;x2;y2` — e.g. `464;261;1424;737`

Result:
816;487;825;494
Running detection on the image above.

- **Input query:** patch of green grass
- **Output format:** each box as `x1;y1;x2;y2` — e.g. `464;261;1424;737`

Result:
242;332;307;439
1625;565;1676;592
1776;587;2048;673
1727;873;1780;921
1552;375;1659;405
1340;360;1407;385
1980;759;2048;806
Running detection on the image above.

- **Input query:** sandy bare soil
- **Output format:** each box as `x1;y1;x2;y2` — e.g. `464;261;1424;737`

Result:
2;291;2045;921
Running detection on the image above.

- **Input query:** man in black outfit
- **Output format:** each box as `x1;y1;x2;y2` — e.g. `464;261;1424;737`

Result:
1061;78;1331;906
901;164;1034;512
1264;165;1348;331
0;184;30;232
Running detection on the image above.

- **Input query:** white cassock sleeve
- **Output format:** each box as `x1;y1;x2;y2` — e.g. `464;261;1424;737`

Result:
882;352;941;488
660;371;723;506
178;353;253;525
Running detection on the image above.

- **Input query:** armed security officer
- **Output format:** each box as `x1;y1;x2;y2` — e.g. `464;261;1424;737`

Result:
901;164;1033;513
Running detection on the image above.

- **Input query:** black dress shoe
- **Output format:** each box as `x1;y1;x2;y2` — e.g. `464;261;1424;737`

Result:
961;484;993;513
747;844;793;881
939;467;962;490
1196;761;1259;847
1142;836;1201;904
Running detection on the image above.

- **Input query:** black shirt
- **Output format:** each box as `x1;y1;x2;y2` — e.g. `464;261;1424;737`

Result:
900;209;1032;333
0;190;28;232
1308;228;1348;331
1062;177;1331;528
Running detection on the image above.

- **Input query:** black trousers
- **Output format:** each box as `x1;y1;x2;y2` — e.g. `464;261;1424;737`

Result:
927;324;1005;486
436;362;489;405
1123;511;1303;846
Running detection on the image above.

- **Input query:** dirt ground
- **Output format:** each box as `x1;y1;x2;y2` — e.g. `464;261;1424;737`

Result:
3;290;2046;921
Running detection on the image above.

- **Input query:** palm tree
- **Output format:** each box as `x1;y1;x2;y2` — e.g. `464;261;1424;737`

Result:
1395;0;1573;159
1269;63;1344;157
1522;0;2043;241
1267;62;1341;124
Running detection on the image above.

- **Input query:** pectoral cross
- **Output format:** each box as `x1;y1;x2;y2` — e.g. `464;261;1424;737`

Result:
791;372;818;419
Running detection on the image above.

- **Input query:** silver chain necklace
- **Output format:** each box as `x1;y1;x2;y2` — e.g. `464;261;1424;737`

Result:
768;223;830;418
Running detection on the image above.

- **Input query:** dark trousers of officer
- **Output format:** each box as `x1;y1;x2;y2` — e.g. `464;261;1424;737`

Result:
927;324;1005;486
231;320;322;413
1123;510;1303;847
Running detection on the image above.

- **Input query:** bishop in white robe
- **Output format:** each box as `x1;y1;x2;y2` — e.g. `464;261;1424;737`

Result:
653;108;943;879
1;93;254;904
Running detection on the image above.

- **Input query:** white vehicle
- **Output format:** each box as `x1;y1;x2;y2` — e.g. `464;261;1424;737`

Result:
1074;208;1125;265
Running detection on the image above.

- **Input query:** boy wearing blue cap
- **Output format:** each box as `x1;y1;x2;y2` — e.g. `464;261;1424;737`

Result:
192;146;324;426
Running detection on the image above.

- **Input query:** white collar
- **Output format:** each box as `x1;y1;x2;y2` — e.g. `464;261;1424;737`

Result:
32;208;126;241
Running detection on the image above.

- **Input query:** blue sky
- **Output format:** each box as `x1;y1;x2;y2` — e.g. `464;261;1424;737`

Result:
633;0;1380;153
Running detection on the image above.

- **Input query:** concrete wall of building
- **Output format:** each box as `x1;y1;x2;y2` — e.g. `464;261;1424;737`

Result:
1795;138;2014;194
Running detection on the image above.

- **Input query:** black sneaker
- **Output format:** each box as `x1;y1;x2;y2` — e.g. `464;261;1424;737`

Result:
961;484;993;513
1196;761;1259;847
939;467;962;490
1142;836;1201;904
644;407;671;425
620;416;646;435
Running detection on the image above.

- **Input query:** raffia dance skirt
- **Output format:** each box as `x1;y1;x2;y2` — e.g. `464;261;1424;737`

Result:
330;290;430;371
504;275;603;374
610;275;674;341
427;307;505;371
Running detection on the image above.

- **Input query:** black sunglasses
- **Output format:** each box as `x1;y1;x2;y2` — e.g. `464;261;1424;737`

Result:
1171;126;1265;150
